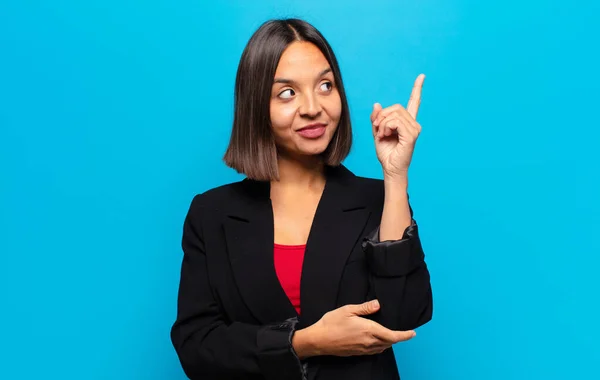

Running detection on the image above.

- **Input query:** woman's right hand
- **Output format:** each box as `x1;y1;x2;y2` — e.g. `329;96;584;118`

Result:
292;300;416;359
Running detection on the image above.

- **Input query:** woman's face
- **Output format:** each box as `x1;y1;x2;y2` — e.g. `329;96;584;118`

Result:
270;41;342;158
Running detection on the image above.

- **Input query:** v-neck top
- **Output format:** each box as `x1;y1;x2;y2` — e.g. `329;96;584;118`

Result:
273;243;306;315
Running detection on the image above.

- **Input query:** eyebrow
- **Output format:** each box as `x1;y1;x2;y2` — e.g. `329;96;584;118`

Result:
273;68;332;84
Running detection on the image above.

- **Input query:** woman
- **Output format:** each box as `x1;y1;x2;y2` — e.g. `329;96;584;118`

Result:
171;18;432;380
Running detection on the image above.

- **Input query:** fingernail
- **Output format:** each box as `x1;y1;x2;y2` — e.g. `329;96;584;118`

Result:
371;300;380;308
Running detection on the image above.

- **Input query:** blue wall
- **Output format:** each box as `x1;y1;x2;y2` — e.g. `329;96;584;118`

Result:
1;1;598;379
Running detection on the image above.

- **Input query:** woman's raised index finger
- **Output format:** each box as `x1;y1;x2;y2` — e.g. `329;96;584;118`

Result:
407;74;425;119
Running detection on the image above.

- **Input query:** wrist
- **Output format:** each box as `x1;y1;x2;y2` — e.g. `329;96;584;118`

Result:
383;170;408;184
292;326;321;359
384;174;408;193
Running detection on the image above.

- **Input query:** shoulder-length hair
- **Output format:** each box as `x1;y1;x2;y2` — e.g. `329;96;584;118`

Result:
223;18;352;181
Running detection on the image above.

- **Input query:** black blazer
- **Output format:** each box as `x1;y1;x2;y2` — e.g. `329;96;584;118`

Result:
171;165;433;380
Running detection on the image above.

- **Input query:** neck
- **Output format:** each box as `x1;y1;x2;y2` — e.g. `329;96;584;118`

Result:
273;154;326;188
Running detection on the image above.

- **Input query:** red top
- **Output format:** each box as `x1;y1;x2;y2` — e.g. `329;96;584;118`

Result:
273;243;306;315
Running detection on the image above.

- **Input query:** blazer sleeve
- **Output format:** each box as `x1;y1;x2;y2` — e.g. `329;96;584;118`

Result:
170;196;306;380
361;201;433;332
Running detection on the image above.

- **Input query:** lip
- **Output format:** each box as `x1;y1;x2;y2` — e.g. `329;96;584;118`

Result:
296;123;327;139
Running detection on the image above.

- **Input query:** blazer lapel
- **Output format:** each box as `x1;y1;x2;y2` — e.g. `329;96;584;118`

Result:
299;165;371;328
222;166;371;327
223;180;298;324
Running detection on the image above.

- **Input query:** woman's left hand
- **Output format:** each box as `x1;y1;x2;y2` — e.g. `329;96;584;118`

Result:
371;74;425;180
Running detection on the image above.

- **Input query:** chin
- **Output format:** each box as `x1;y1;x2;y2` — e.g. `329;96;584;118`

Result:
277;131;335;158
296;139;331;156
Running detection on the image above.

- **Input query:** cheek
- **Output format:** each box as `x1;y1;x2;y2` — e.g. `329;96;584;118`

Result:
270;102;297;133
324;93;342;121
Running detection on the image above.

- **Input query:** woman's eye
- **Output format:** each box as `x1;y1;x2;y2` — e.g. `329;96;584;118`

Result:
279;89;295;99
320;82;333;92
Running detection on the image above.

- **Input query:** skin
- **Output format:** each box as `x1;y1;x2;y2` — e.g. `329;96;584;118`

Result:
269;41;341;246
268;41;425;358
270;41;342;160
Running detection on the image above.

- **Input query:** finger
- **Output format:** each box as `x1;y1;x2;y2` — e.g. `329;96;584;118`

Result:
380;117;402;138
370;103;383;123
391;330;417;343
371;103;383;136
407;73;425;119
363;319;416;344
368;322;396;343
345;299;380;316
378;116;417;140
372;324;417;344
385;106;422;135
377;117;393;139
373;104;403;127
383;122;399;138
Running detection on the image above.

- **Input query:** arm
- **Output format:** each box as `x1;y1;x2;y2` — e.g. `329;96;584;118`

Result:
379;176;412;241
367;74;431;332
170;196;306;380
362;177;433;332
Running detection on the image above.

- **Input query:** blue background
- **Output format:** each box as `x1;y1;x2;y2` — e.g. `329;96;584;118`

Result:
1;0;599;379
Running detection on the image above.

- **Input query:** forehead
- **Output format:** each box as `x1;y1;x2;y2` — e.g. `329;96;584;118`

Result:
274;41;330;76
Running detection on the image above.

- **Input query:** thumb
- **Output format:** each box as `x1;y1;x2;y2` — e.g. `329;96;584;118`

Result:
370;103;383;123
349;300;380;316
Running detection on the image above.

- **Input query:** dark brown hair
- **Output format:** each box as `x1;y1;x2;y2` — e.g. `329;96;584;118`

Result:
223;18;352;181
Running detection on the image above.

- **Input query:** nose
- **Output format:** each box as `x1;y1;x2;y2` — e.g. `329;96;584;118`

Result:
298;92;322;118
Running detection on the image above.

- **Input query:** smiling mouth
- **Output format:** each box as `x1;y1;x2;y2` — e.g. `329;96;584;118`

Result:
296;123;327;139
